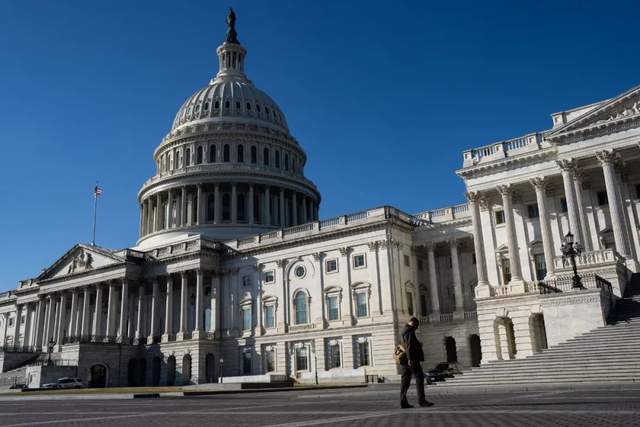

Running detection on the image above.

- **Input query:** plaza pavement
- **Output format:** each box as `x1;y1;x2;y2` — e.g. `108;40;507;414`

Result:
0;383;638;426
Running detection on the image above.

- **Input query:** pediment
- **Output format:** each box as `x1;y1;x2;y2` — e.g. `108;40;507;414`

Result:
547;85;640;143
37;244;124;281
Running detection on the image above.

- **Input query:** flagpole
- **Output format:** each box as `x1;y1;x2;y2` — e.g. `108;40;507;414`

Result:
92;184;99;246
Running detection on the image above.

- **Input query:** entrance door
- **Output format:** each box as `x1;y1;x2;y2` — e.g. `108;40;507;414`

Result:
89;364;107;388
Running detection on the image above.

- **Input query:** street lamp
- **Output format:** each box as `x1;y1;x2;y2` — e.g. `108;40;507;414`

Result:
46;338;56;365
561;232;584;289
218;357;224;384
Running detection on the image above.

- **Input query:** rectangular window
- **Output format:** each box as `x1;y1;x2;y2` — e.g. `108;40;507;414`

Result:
325;259;338;273
404;255;410;267
264;270;275;284
243;351;252;374
534;253;547;281
353;254;366;269
597;191;608;206
495;210;505;225
242;307;252;331
420;294;427;317
356;292;368;317
328;343;341;369
242;275;251;287
8;318;14;327
636;184;640;199
265;305;275;329
265;349;275;372
418;259;424;271
406;291;414;316
327;295;340;321
20;316;25;325
560;197;568;213
527;204;540;218
295;347;308;371
358;340;370;367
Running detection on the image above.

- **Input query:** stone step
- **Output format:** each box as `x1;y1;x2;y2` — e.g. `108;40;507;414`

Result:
446;371;640;382
455;367;640;380
468;358;640;371
441;376;640;387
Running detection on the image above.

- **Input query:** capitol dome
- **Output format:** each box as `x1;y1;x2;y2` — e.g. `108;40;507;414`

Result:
136;10;321;248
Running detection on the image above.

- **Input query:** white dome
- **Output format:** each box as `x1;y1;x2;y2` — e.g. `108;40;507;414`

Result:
171;78;289;133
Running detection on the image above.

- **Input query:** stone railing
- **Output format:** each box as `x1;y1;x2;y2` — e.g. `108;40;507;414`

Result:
233;206;419;250
539;273;614;295
464;311;477;320
414;203;471;224
439;312;454;322
553;248;624;270
462;132;544;168
0;344;39;353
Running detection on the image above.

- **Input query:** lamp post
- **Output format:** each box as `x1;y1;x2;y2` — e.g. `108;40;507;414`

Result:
561;232;584;289
218;357;224;384
46;338;56;365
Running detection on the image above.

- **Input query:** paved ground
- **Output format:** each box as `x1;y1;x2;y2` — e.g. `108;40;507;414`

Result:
0;384;639;426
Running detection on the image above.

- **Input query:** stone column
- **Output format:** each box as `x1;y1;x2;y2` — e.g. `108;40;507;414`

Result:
155;193;162;231
181;186;187;227
214;184;221;224
93;285;104;337
43;296;53;344
148;278;160;344
118;279;129;342
162;276;174;342
105;282;117;338
196;184;203;225
22;304;32;348
557;159;583;244
292;192;298;225
450;239;464;318
81;287;91;336
279;188;285;227
573;169;593;251
497;185;525;291
34;298;46;349
211;275;220;335
1;313;8;346
339;247;354;324
596;150;630;257
56;293;67;348
69;290;78;340
427;243;440;321
264;186;271;225
135;284;145;343
248;185;255;225
141;202;147;236
530;178;556;278
466;192;491;297
302;196;308;223
231;184;238;224
177;272;188;340
193;270;204;338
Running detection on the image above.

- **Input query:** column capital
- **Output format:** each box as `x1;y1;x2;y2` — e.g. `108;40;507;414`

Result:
465;191;481;204
556;158;577;171
496;184;514;197
529;176;548;191
595;149;617;165
276;259;287;268
367;241;380;252
312;251;325;261
339;246;352;256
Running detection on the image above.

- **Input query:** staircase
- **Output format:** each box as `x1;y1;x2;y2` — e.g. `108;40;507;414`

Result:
439;275;640;388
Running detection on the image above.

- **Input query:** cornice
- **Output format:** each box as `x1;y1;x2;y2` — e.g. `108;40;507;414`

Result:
456;147;557;179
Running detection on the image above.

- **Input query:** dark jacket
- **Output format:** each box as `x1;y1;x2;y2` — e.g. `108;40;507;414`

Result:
402;325;424;363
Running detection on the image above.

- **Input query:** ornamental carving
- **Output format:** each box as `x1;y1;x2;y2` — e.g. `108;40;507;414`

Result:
367;241;379;251
556;158;576;172
67;251;93;274
465;191;481;203
595;150;616;165
496;184;513;197
529;177;547;192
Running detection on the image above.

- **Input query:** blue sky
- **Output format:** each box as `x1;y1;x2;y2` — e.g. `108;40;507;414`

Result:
1;0;638;290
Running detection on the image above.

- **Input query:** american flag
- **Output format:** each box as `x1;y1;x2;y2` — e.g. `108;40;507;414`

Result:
94;185;103;197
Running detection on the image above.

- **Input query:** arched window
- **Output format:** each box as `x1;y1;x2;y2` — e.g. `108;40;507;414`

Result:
225;100;230;109
222;193;231;221
294;292;308;325
209;145;216;163
263;148;270;166
207;194;215;222
214;100;220;109
250;146;257;164
174;153;179;170
292;158;297;174
196;146;203;164
275;151;281;168
284;153;289;171
237;145;244;163
182;354;192;384
185;148;191;167
223;144;230;162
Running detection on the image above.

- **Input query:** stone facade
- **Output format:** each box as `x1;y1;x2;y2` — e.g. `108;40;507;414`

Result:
1;13;639;387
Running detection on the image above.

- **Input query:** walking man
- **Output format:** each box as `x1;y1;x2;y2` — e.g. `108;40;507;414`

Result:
400;317;434;408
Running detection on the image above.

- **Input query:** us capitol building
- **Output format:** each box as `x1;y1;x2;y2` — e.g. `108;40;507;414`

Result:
1;12;640;388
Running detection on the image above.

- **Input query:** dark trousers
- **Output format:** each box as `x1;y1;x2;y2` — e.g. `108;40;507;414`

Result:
400;362;426;404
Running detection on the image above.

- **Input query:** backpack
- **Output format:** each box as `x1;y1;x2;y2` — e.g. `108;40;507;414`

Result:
393;343;407;365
